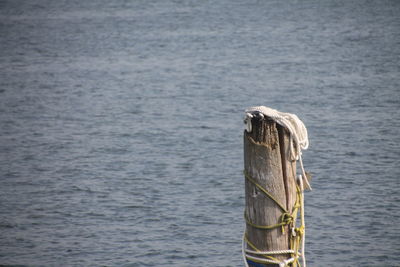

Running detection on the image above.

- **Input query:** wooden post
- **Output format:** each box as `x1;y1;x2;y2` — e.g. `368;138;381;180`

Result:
244;114;297;266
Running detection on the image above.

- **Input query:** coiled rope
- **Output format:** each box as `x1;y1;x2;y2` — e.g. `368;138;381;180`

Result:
243;106;311;267
244;106;311;190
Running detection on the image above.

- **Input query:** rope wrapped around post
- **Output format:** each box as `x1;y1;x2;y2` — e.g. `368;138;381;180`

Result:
242;106;312;267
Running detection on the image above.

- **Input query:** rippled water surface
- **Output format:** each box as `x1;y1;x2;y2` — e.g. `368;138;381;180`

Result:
1;0;399;266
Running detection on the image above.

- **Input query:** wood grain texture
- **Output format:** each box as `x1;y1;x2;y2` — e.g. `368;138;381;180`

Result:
244;117;296;266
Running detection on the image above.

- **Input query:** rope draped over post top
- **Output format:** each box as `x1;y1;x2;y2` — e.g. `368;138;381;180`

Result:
244;106;311;190
243;106;311;267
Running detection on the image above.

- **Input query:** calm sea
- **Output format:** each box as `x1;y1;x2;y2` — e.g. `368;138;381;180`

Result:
1;0;399;266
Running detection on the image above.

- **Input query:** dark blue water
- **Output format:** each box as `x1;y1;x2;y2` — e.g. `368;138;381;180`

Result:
1;0;399;266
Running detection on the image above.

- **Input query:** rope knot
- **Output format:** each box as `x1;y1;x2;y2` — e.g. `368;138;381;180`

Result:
280;212;293;233
295;226;305;236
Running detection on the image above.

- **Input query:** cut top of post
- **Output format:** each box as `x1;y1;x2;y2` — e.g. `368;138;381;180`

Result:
244;106;311;190
244;106;309;161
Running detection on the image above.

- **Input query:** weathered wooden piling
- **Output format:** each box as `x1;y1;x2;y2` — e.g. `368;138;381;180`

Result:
243;114;298;266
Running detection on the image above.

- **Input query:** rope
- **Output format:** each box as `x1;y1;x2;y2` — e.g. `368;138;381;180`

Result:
245;248;297;255
242;171;305;267
242;180;306;267
298;175;306;267
243;233;297;267
243;169;300;234
244;211;293;232
244;106;309;157
242;106;311;267
244;106;311;190
243;170;288;213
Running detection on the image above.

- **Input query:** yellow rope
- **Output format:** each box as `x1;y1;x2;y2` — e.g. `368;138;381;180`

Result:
289;185;305;267
244;211;293;231
243;170;288;212
243;171;306;267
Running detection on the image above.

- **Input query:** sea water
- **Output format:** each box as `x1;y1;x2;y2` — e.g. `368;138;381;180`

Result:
1;0;399;266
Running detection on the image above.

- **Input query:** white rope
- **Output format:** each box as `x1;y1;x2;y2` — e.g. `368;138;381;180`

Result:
244;106;312;190
245;106;308;157
245;254;296;266
242;227;250;267
245;106;308;158
242;231;298;267
242;106;311;266
244;249;297;255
